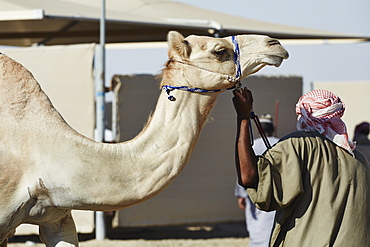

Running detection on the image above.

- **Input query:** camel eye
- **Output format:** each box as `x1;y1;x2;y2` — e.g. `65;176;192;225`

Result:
214;48;226;56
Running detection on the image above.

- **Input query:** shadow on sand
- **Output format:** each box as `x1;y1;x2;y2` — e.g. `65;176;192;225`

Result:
9;222;248;244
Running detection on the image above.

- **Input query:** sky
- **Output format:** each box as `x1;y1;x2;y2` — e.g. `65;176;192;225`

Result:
106;0;370;93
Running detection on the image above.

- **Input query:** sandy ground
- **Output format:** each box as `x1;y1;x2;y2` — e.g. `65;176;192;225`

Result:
8;222;250;247
9;239;249;247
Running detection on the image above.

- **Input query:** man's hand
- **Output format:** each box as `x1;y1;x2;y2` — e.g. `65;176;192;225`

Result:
232;87;253;119
237;197;246;211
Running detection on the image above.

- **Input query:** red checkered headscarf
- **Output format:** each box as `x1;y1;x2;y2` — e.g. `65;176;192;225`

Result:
295;89;355;155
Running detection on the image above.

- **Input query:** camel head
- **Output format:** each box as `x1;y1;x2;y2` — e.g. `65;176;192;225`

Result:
226;34;289;77
164;31;289;91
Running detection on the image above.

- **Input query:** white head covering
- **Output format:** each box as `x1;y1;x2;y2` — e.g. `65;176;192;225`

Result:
259;114;273;124
295;89;355;155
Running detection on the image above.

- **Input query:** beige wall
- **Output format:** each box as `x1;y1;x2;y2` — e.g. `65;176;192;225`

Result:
113;75;302;227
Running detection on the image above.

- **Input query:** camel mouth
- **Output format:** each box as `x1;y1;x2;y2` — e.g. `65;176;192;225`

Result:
261;54;287;67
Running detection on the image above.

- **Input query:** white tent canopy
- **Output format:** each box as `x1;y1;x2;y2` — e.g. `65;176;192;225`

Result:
0;0;369;46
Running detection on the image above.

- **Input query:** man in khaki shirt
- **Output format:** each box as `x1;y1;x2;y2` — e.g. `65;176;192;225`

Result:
232;88;370;247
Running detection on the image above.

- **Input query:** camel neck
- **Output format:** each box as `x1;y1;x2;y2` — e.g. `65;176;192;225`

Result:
48;88;219;210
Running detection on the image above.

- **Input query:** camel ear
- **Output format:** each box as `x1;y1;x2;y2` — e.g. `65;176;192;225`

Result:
167;31;191;59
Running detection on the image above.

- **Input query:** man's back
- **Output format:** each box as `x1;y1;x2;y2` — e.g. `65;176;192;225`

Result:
248;131;370;246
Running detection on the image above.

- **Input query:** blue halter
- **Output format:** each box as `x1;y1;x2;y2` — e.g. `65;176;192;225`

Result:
163;36;242;101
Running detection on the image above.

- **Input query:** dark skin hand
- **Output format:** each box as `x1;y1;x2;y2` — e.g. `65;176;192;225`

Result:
232;87;258;188
237;197;246;211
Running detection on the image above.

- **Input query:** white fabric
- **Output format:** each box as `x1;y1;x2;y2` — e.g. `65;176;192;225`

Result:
295;89;355;155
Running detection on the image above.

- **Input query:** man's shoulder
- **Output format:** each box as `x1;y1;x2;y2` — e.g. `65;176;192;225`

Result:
279;131;323;142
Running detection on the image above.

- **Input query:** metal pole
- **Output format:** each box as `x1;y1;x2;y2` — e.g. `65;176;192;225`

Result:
94;0;106;240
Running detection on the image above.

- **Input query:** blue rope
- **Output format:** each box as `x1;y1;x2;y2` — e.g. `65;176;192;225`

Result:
162;84;237;101
232;36;242;80
163;36;242;101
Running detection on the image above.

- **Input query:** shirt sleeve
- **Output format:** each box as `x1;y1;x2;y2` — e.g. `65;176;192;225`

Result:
234;181;248;198
247;137;305;212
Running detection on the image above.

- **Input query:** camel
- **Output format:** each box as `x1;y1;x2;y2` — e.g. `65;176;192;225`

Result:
0;31;288;246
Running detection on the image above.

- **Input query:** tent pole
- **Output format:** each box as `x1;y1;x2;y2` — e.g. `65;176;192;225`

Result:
94;0;106;240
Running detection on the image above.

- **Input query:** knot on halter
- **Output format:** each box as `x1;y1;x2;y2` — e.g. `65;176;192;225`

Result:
163;86;176;101
163;36;242;101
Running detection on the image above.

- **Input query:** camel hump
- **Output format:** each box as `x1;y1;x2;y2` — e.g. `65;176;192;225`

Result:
0;54;37;97
0;54;53;119
0;54;39;89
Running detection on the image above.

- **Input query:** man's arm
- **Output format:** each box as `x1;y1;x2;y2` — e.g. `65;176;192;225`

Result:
232;88;258;188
